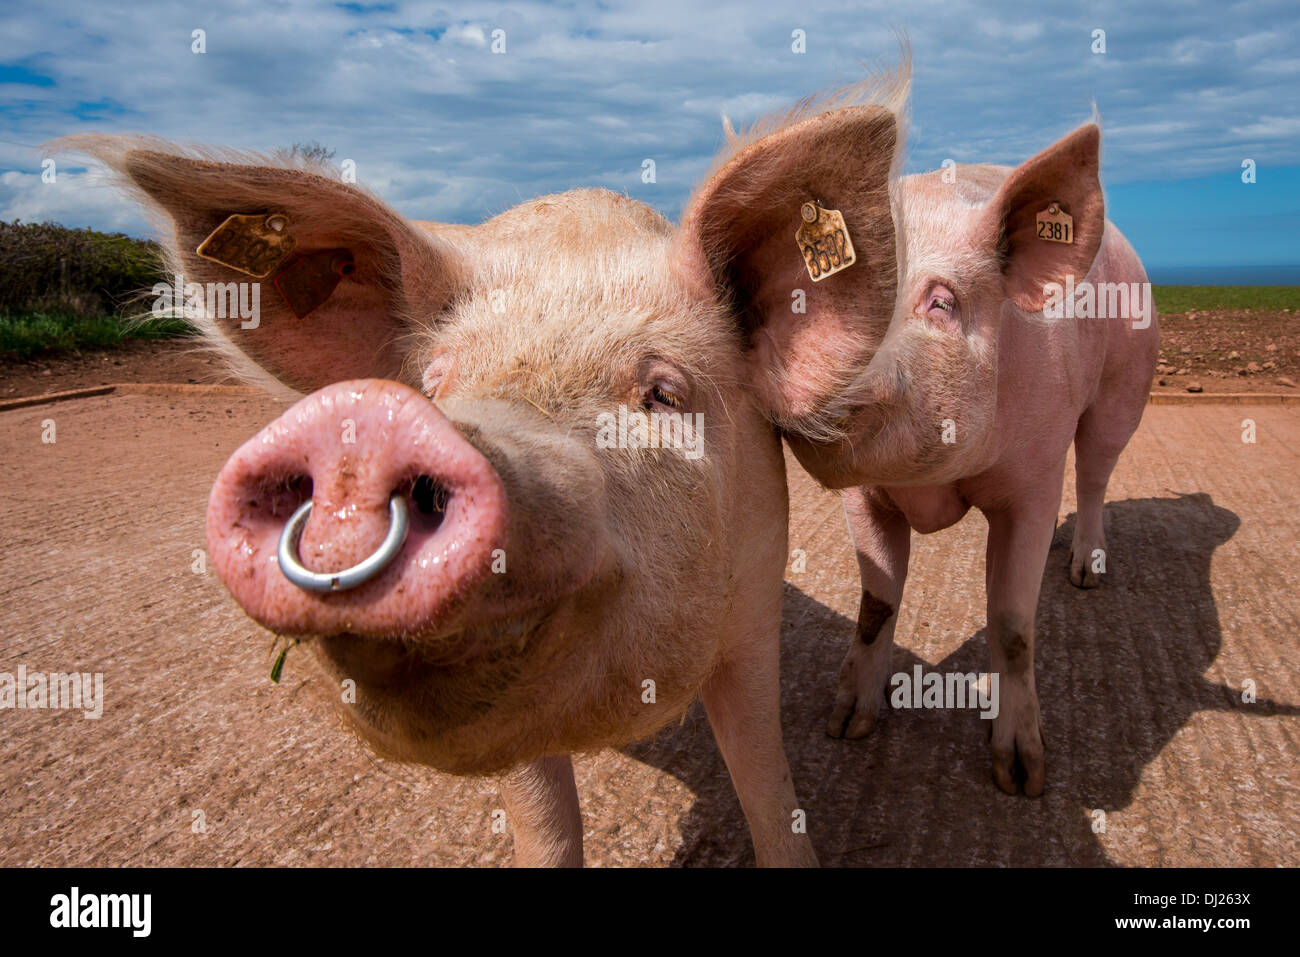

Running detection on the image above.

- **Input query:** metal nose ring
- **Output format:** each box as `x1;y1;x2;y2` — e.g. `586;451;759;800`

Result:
278;494;410;593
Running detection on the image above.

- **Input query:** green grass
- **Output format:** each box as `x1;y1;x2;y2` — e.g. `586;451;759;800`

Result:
1153;286;1300;313
2;288;1296;360
0;311;192;359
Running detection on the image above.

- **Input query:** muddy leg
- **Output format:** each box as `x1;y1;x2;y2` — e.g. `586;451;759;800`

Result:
827;486;911;739
982;479;1063;797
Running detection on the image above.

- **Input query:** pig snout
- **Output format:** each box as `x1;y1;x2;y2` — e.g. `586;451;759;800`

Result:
206;379;507;638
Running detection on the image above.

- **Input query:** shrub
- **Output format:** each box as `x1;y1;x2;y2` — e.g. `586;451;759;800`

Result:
0;220;165;317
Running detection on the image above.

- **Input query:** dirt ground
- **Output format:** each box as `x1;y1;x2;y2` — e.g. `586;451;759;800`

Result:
1151;308;1298;394
0;338;234;400
0;366;1297;866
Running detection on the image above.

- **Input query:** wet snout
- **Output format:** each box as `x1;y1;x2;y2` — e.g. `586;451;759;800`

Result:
206;379;507;637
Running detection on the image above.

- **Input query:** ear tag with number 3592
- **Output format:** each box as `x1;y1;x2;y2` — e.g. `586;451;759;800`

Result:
1035;202;1073;244
795;202;856;282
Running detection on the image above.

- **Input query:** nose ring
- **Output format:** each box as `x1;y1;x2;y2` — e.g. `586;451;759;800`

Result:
277;494;410;593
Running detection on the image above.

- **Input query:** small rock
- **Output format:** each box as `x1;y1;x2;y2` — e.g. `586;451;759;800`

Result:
1186;382;1203;393
1237;367;1249;376
40;369;51;376
1180;346;1193;354
1278;376;1298;388
1178;367;1193;375
1229;350;1240;360
1262;361;1277;371
1266;343;1278;352
1247;362;1262;373
1157;377;1168;386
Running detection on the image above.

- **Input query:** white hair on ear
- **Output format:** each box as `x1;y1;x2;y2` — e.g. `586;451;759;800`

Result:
688;48;912;217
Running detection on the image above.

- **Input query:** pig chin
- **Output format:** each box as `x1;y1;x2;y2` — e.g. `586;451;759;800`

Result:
307;611;555;767
307;550;624;773
790;334;998;488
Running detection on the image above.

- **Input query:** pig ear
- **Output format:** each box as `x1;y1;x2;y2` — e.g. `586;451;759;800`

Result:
978;123;1105;312
675;94;903;434
53;136;460;395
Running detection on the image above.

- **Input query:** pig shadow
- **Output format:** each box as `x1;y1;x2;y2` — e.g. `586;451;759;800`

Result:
622;492;1298;865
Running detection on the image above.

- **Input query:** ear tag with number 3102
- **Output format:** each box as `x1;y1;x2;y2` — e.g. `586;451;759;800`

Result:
196;212;297;277
795;202;856;282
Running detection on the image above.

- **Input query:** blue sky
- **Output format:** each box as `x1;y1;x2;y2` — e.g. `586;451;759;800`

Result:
1;0;1297;276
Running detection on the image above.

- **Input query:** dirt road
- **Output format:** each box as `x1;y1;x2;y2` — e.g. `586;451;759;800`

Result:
1;390;1296;866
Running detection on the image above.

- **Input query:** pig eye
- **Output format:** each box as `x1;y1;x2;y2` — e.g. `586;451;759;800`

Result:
646;384;683;410
638;360;689;412
918;283;960;326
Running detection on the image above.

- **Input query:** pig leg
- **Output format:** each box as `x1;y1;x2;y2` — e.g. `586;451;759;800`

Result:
499;755;584;867
1068;401;1142;588
982;476;1065;797
702;640;820;867
827;486;911;739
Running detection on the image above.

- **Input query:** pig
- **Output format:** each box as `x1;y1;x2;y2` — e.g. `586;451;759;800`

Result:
57;68;914;866
793;122;1158;796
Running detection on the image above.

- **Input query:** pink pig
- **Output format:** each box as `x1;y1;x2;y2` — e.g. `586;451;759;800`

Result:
793;122;1158;796
60;72;916;867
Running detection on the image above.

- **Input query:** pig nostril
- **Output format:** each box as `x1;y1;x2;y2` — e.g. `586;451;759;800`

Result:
404;474;450;536
411;475;449;516
246;474;313;518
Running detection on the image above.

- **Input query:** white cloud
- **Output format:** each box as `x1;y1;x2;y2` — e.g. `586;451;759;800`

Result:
0;169;147;233
1230;115;1300;138
446;24;488;48
0;0;1295;237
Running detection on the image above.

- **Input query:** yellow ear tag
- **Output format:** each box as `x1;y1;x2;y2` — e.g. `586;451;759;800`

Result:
196;212;297;277
795;201;856;282
1035;203;1074;244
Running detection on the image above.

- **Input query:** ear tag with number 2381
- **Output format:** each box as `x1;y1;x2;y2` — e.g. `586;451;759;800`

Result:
1035;202;1074;244
795;201;856;282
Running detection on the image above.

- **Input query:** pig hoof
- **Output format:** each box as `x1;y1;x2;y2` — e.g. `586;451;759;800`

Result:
1068;562;1102;589
826;690;882;739
990;726;1045;797
1067;548;1104;589
826;642;891;738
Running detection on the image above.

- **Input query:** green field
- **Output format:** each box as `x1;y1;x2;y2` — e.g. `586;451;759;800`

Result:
1153;286;1300;313
0;286;1296;361
0;311;192;359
